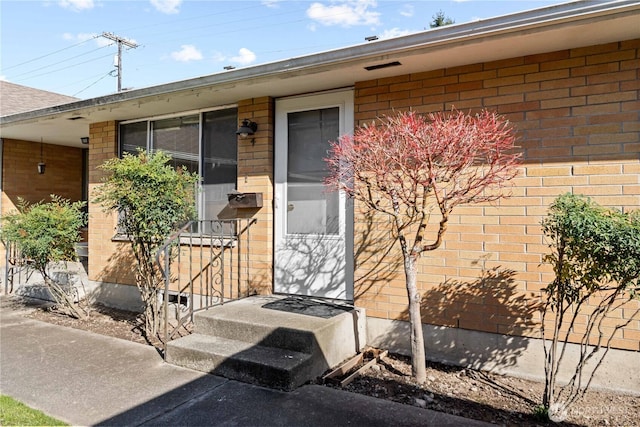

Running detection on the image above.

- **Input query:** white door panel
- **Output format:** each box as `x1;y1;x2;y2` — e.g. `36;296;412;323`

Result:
274;91;354;300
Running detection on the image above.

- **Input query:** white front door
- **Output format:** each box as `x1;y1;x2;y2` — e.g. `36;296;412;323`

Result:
274;91;354;300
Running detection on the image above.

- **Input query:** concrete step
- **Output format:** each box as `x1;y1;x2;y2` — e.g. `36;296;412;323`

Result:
194;306;329;354
165;295;367;390
166;334;315;390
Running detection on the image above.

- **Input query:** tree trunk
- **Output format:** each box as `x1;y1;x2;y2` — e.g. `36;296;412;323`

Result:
404;254;427;383
44;275;86;320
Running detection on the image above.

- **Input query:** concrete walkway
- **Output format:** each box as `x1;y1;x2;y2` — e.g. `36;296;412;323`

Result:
0;302;490;426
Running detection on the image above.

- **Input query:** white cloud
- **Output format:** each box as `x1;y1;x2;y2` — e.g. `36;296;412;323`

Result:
261;0;281;8
211;51;227;62
399;4;414;18
58;0;94;11
0;75;7;81
306;0;380;27
378;28;412;39
171;45;203;62
150;0;182;14
230;48;256;65
63;32;93;42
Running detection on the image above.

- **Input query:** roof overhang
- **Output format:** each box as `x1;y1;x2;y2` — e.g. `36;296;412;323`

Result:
1;0;639;147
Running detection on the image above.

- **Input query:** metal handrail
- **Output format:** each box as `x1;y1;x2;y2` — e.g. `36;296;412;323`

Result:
2;239;35;294
156;218;257;356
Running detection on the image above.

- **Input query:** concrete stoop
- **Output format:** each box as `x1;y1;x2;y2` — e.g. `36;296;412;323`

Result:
166;295;366;391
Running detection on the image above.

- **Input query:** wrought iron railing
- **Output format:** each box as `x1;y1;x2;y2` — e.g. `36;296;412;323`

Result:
2;240;35;294
156;218;257;352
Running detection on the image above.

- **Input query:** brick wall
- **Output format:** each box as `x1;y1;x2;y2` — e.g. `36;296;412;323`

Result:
1;138;84;263
87;121;136;285
86;102;276;296
353;40;640;351
1;138;83;211
237;97;274;294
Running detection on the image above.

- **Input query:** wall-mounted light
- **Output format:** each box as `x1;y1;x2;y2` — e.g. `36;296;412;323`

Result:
236;119;257;139
38;139;46;175
81;137;90;145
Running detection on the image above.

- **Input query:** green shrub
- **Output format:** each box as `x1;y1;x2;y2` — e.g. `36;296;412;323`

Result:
541;193;639;421
1;196;87;318
94;149;198;338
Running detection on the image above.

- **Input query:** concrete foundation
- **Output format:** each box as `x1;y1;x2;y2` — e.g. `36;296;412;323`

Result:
89;280;144;312
367;317;640;396
2;261;97;303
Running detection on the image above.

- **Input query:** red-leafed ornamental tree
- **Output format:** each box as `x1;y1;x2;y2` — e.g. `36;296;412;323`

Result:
325;109;521;382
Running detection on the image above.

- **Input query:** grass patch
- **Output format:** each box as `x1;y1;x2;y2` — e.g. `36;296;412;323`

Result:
0;395;68;426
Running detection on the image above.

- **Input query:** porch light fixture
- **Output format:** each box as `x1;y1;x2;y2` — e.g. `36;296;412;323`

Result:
38;139;46;175
236;119;257;139
81;137;90;145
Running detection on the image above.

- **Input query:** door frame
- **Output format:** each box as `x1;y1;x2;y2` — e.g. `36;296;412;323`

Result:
274;89;354;300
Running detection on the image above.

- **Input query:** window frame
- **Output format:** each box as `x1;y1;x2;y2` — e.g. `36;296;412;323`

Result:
117;104;238;236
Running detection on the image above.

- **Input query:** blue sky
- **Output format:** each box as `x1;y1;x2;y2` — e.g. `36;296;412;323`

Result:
1;0;568;99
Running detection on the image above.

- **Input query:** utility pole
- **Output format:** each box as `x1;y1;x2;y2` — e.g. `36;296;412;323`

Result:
101;32;138;92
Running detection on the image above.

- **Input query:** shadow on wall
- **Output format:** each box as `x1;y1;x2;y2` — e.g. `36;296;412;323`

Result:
353;210;403;300
419;266;542;370
372;265;543;374
274;231;347;299
248;271;271;296
90;242;143;312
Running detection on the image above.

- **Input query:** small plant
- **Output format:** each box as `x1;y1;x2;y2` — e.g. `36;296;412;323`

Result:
1;196;87;319
532;404;549;422
540;193;640;420
94;149;198;339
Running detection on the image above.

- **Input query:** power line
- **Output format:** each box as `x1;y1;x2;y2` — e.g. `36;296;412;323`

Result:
1;37;96;71
13;52;115;83
6;44;113;80
73;71;114;97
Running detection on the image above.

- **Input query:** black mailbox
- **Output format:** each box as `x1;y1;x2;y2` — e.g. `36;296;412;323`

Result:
228;192;263;208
